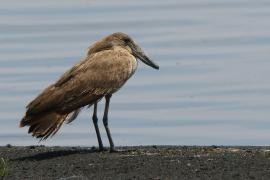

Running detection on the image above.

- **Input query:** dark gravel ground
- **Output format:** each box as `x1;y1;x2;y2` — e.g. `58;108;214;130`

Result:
1;145;270;180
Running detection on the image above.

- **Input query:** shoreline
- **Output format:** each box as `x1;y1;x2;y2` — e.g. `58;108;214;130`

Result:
1;145;270;179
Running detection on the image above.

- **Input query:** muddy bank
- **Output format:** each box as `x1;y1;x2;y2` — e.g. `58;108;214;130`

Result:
1;145;270;179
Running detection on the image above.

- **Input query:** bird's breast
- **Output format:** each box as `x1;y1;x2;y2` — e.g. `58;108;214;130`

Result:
112;47;138;78
129;54;138;77
82;48;138;95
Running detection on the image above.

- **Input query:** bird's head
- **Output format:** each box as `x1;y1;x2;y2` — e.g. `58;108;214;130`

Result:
88;32;159;70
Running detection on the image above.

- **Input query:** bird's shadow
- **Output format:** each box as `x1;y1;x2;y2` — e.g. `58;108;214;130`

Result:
14;147;100;161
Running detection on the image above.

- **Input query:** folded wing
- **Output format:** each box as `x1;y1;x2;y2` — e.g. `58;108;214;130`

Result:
20;48;136;139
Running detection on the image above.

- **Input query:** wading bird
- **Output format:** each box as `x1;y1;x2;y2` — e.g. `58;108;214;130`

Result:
20;32;159;151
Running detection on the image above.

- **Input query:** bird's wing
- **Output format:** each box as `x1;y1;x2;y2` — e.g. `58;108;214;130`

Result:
26;49;136;115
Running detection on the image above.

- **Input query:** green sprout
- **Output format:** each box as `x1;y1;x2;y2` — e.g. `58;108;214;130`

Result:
0;158;8;179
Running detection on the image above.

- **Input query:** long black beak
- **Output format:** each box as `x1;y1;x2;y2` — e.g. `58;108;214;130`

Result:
132;44;159;70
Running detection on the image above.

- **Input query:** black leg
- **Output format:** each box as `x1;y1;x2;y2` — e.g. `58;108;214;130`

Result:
92;102;104;151
103;94;115;152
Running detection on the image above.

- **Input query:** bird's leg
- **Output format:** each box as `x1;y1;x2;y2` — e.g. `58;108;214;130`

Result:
92;102;104;151
103;94;115;152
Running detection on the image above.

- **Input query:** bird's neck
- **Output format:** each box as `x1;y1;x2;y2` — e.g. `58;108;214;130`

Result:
112;45;132;54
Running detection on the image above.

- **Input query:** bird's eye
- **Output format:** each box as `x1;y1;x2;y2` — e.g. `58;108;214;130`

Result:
123;38;130;44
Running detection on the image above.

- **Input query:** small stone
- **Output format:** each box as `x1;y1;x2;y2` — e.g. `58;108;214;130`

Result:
6;144;12;148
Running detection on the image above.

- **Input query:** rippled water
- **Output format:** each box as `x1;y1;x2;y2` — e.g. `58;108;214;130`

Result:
1;0;270;146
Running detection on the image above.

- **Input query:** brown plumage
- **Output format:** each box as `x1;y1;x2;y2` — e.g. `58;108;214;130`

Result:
20;32;159;150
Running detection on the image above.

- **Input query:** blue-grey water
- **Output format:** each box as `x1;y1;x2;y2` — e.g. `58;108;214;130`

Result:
1;0;270;146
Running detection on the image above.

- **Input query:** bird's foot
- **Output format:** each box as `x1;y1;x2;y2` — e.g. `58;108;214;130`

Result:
95;146;123;153
109;148;117;153
90;146;104;152
98;146;106;152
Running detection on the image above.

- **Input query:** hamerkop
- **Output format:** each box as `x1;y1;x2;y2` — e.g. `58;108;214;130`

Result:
20;32;159;151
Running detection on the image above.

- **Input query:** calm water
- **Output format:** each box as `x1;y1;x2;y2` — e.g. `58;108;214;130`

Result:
1;0;270;146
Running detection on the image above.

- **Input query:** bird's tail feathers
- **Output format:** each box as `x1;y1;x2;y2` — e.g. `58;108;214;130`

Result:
20;112;68;140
